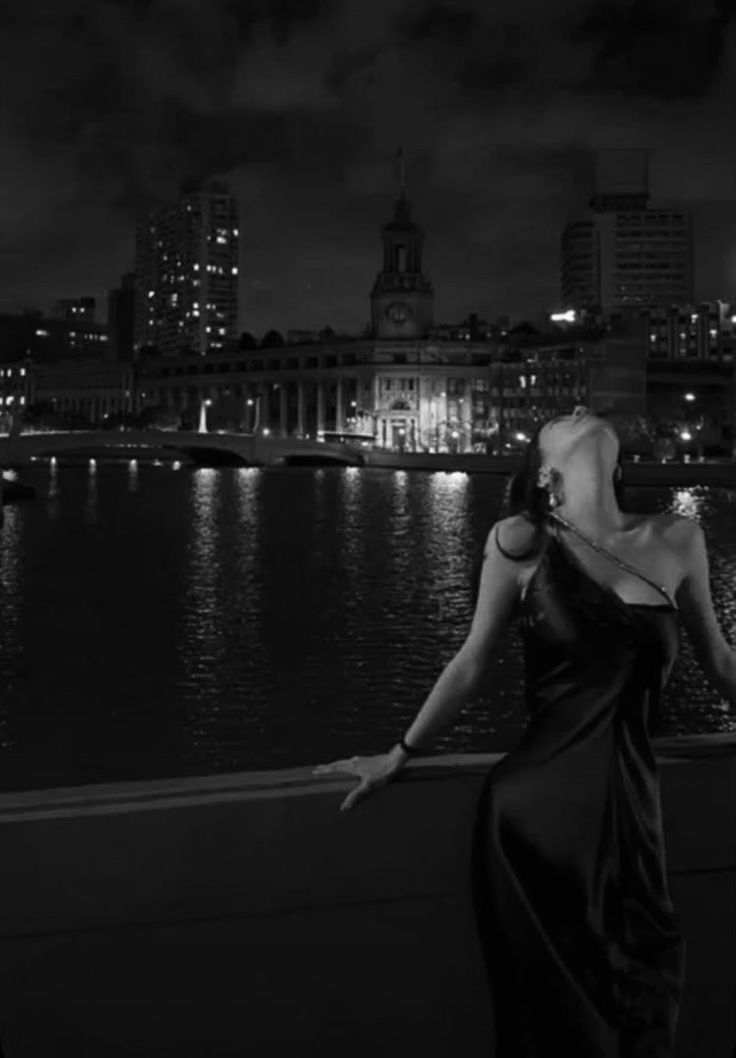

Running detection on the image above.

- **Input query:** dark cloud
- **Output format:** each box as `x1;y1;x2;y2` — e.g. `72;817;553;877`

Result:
0;0;734;331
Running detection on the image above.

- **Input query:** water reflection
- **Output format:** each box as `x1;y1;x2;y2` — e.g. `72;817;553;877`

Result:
128;459;139;493
84;459;98;525
668;486;706;520
658;485;736;733
0;504;21;746
46;460;60;520
181;469;226;758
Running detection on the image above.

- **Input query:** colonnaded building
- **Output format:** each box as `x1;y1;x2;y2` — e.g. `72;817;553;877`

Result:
135;184;650;454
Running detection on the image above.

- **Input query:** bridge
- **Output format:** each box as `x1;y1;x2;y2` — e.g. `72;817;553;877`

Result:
0;430;366;468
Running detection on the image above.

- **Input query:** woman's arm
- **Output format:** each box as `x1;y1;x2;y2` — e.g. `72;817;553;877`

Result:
674;518;736;709
397;514;531;757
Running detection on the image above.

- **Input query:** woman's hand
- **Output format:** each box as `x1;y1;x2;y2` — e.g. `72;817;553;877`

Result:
312;746;407;812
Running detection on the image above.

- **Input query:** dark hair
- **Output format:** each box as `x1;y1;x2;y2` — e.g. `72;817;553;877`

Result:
470;420;626;602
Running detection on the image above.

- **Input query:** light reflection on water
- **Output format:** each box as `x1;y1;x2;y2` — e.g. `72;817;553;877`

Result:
0;465;733;790
0;503;21;748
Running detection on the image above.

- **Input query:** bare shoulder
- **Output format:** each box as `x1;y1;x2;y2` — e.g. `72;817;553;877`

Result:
641;512;703;585
490;512;543;557
650;511;702;550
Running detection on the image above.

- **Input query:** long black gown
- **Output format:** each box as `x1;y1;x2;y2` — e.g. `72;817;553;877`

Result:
471;516;687;1057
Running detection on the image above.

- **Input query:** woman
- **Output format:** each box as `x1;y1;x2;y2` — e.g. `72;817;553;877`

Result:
313;406;736;1056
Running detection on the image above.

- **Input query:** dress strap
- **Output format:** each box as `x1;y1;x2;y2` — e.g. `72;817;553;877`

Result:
545;511;676;608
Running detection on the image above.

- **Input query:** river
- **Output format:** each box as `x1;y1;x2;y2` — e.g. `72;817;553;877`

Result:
0;460;734;792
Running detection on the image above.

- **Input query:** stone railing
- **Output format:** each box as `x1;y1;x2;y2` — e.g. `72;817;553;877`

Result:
0;734;732;1057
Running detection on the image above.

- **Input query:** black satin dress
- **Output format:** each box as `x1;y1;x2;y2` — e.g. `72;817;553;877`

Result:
471;517;687;1057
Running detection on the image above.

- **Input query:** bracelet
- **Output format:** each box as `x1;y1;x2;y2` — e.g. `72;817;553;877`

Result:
398;735;422;757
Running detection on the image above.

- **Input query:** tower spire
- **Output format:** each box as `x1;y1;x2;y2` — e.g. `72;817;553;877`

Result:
396;146;406;199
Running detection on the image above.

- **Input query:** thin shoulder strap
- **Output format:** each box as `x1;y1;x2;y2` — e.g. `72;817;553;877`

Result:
546;512;675;607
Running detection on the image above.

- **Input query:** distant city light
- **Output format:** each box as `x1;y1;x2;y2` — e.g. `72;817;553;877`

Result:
684;393;696;401
515;432;528;442
680;430;692;441
35;328;49;337
550;310;576;323
263;428;270;436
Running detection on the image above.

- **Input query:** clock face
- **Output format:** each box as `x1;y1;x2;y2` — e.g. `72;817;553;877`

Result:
385;301;412;324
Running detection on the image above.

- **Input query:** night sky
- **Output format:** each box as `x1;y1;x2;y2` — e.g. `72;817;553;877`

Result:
1;0;735;335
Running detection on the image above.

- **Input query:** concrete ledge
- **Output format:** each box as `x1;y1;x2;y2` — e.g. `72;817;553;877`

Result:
0;735;732;1057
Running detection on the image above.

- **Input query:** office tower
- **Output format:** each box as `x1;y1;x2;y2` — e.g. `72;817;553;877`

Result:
561;150;693;314
107;272;136;362
134;180;240;357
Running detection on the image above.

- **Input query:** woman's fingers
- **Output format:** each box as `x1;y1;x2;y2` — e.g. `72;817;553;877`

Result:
312;756;359;776
340;781;371;812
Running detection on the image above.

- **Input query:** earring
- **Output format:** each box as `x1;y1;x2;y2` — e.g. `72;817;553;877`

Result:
537;465;562;509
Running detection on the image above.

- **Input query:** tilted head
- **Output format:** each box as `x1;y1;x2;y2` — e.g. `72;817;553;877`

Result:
537;405;620;481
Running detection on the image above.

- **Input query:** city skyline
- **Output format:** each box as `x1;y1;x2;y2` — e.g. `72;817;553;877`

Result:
1;0;735;334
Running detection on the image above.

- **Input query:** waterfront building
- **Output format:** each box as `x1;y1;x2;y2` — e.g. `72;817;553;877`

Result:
0;310;109;364
134;178;651;452
133;179;239;359
561;149;693;314
0;361;31;418
28;359;136;424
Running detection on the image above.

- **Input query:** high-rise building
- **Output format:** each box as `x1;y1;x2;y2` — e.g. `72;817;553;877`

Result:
561;150;693;314
134;180;240;357
107;272;136;362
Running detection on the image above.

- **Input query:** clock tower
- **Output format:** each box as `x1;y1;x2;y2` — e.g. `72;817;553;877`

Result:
370;156;434;339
